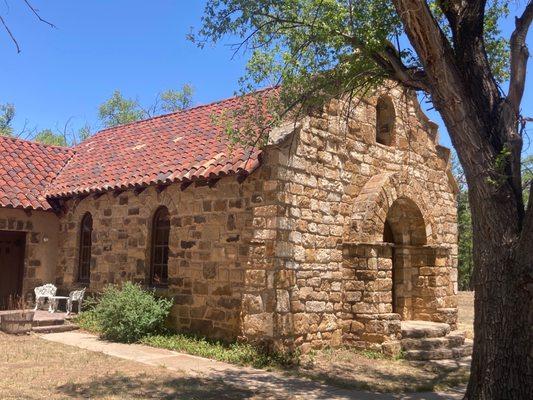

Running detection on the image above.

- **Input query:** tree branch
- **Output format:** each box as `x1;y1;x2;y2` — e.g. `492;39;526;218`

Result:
392;0;461;100
23;0;56;28
508;1;533;114
253;11;430;92
0;14;20;53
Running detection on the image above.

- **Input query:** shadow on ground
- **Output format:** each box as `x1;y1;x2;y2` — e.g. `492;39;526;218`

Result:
56;373;254;400
55;367;465;400
292;349;470;395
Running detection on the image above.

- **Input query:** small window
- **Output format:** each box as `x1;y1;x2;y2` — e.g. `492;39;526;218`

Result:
376;96;395;146
78;213;93;283
150;206;170;286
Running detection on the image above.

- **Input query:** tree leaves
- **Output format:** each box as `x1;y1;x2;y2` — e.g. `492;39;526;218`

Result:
193;0;515;131
98;90;145;128
0;103;15;137
98;86;195;128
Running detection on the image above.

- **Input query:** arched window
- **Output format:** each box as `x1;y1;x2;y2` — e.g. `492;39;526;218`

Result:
376;96;395;146
78;213;93;283
150;206;170;286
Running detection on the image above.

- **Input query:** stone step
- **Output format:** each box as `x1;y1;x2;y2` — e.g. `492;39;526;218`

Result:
404;339;473;361
401;331;466;351
409;356;472;371
401;320;451;339
32;318;66;327
32;324;79;334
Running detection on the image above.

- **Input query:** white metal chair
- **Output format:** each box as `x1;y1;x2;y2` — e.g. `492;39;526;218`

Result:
34;284;57;311
66;288;86;315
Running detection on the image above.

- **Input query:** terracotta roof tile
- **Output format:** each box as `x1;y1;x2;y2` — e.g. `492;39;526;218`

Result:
46;89;273;198
0;89;274;210
0;136;74;210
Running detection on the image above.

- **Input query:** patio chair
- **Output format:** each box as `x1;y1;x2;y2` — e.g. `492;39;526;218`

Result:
66;288;86;315
33;284;57;311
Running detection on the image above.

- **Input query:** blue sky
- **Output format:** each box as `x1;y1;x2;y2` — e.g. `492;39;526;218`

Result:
1;0;532;152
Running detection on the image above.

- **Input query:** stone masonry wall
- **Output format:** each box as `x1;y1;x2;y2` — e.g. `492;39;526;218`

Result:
252;86;458;352
56;170;273;341
50;85;457;350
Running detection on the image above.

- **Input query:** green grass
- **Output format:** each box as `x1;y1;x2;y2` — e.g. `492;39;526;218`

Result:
75;310;297;369
140;333;298;369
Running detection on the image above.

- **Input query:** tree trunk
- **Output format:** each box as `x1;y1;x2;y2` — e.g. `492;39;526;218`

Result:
436;100;533;400
465;188;533;399
389;2;533;397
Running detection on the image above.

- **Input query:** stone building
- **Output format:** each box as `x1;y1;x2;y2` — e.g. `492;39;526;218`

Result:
0;86;458;352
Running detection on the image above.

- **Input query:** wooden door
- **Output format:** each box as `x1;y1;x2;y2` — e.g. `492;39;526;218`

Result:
0;231;26;309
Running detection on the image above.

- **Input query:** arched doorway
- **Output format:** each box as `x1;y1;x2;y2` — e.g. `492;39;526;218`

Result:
383;197;427;319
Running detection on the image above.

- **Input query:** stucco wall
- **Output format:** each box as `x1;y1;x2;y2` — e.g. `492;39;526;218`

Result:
0;208;59;299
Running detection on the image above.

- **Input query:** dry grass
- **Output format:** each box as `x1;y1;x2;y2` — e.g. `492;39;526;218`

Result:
457;291;474;339
296;348;469;393
0;333;259;399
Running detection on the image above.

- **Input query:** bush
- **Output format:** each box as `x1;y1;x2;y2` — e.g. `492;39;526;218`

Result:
89;282;173;343
75;308;100;333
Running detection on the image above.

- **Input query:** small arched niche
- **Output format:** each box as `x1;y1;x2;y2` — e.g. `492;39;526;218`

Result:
383;197;426;246
375;95;395;146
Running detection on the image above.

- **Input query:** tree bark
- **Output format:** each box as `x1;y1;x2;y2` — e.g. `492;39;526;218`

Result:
391;1;533;398
465;183;533;399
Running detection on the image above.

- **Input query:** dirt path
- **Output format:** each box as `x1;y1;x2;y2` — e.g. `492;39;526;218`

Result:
41;331;464;400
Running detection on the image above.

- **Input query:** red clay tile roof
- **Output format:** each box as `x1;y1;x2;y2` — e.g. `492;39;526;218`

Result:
46;90;271;198
0;136;74;210
0;90;273;210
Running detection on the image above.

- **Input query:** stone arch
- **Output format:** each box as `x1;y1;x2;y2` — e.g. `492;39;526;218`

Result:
346;173;436;245
383;197;427;246
155;187;179;216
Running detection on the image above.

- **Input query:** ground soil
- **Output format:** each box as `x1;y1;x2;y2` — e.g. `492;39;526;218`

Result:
0;332;256;400
457;291;474;338
293;291;475;392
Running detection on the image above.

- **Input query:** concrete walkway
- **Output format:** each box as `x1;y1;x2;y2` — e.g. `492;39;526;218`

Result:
41;331;464;400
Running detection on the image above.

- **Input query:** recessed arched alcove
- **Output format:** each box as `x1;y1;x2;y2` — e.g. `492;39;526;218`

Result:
376;96;395;146
383;197;427;319
383;197;427;246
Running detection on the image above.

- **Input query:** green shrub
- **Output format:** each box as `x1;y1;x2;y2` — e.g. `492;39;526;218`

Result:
75;308;100;333
90;282;173;343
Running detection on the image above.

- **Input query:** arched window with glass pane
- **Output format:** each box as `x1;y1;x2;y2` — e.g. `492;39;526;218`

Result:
150;206;170;286
78;212;93;283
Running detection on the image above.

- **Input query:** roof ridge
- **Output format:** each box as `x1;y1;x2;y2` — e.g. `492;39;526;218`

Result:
80;86;277;144
43;147;78;201
0;134;74;151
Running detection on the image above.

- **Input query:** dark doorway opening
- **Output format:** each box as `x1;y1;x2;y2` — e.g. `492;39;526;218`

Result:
0;231;26;310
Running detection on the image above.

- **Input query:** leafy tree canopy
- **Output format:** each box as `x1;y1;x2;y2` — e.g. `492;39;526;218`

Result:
98;85;195;128
160;84;194;113
98;90;145;128
0;103;15;137
33;129;67;146
192;0;511;111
